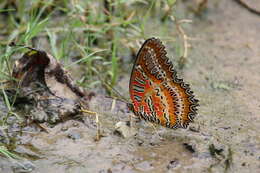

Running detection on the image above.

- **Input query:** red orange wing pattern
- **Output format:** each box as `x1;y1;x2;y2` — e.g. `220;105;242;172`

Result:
129;38;199;128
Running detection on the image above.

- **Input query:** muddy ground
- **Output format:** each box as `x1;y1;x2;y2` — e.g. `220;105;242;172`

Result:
0;0;260;172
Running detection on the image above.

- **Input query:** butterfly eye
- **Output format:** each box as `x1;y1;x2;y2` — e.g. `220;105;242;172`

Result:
127;103;134;112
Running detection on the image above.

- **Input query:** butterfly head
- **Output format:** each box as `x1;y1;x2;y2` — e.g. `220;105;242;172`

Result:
127;102;134;112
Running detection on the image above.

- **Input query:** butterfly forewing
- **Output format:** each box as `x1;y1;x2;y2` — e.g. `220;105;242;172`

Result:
129;38;199;129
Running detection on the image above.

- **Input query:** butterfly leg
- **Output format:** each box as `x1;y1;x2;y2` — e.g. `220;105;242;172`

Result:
26;116;49;133
110;99;116;112
129;113;132;127
129;114;142;128
147;121;157;131
81;108;101;141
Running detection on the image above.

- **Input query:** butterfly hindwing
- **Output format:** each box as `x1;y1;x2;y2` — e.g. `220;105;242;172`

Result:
129;38;199;129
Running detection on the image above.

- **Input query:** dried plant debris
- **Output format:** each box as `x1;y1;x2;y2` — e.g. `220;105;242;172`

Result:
185;0;208;16
233;0;260;16
9;48;90;124
208;144;233;172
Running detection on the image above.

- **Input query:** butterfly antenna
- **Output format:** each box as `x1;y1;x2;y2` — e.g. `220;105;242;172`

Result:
93;70;129;103
104;95;128;104
101;78;129;103
105;82;126;99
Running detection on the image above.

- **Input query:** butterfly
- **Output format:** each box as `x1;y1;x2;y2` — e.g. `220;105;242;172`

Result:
128;38;199;129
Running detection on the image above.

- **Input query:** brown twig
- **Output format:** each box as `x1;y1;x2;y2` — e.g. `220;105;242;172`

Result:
171;16;193;68
35;123;50;133
161;1;176;22
233;0;260;16
81;108;101;141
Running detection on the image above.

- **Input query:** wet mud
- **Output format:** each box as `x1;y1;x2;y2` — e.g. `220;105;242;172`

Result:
0;0;260;172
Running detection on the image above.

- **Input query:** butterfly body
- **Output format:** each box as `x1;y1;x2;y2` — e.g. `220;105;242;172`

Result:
129;38;199;129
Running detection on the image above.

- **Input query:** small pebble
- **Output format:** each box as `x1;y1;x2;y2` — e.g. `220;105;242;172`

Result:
114;121;137;138
67;131;81;140
167;158;179;169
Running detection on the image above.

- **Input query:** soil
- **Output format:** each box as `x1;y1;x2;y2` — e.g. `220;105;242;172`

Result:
0;0;259;172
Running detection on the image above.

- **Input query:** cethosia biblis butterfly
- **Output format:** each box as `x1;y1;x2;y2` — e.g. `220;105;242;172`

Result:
128;38;199;129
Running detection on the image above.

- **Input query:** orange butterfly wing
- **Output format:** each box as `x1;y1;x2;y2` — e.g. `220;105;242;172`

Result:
129;38;199;128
